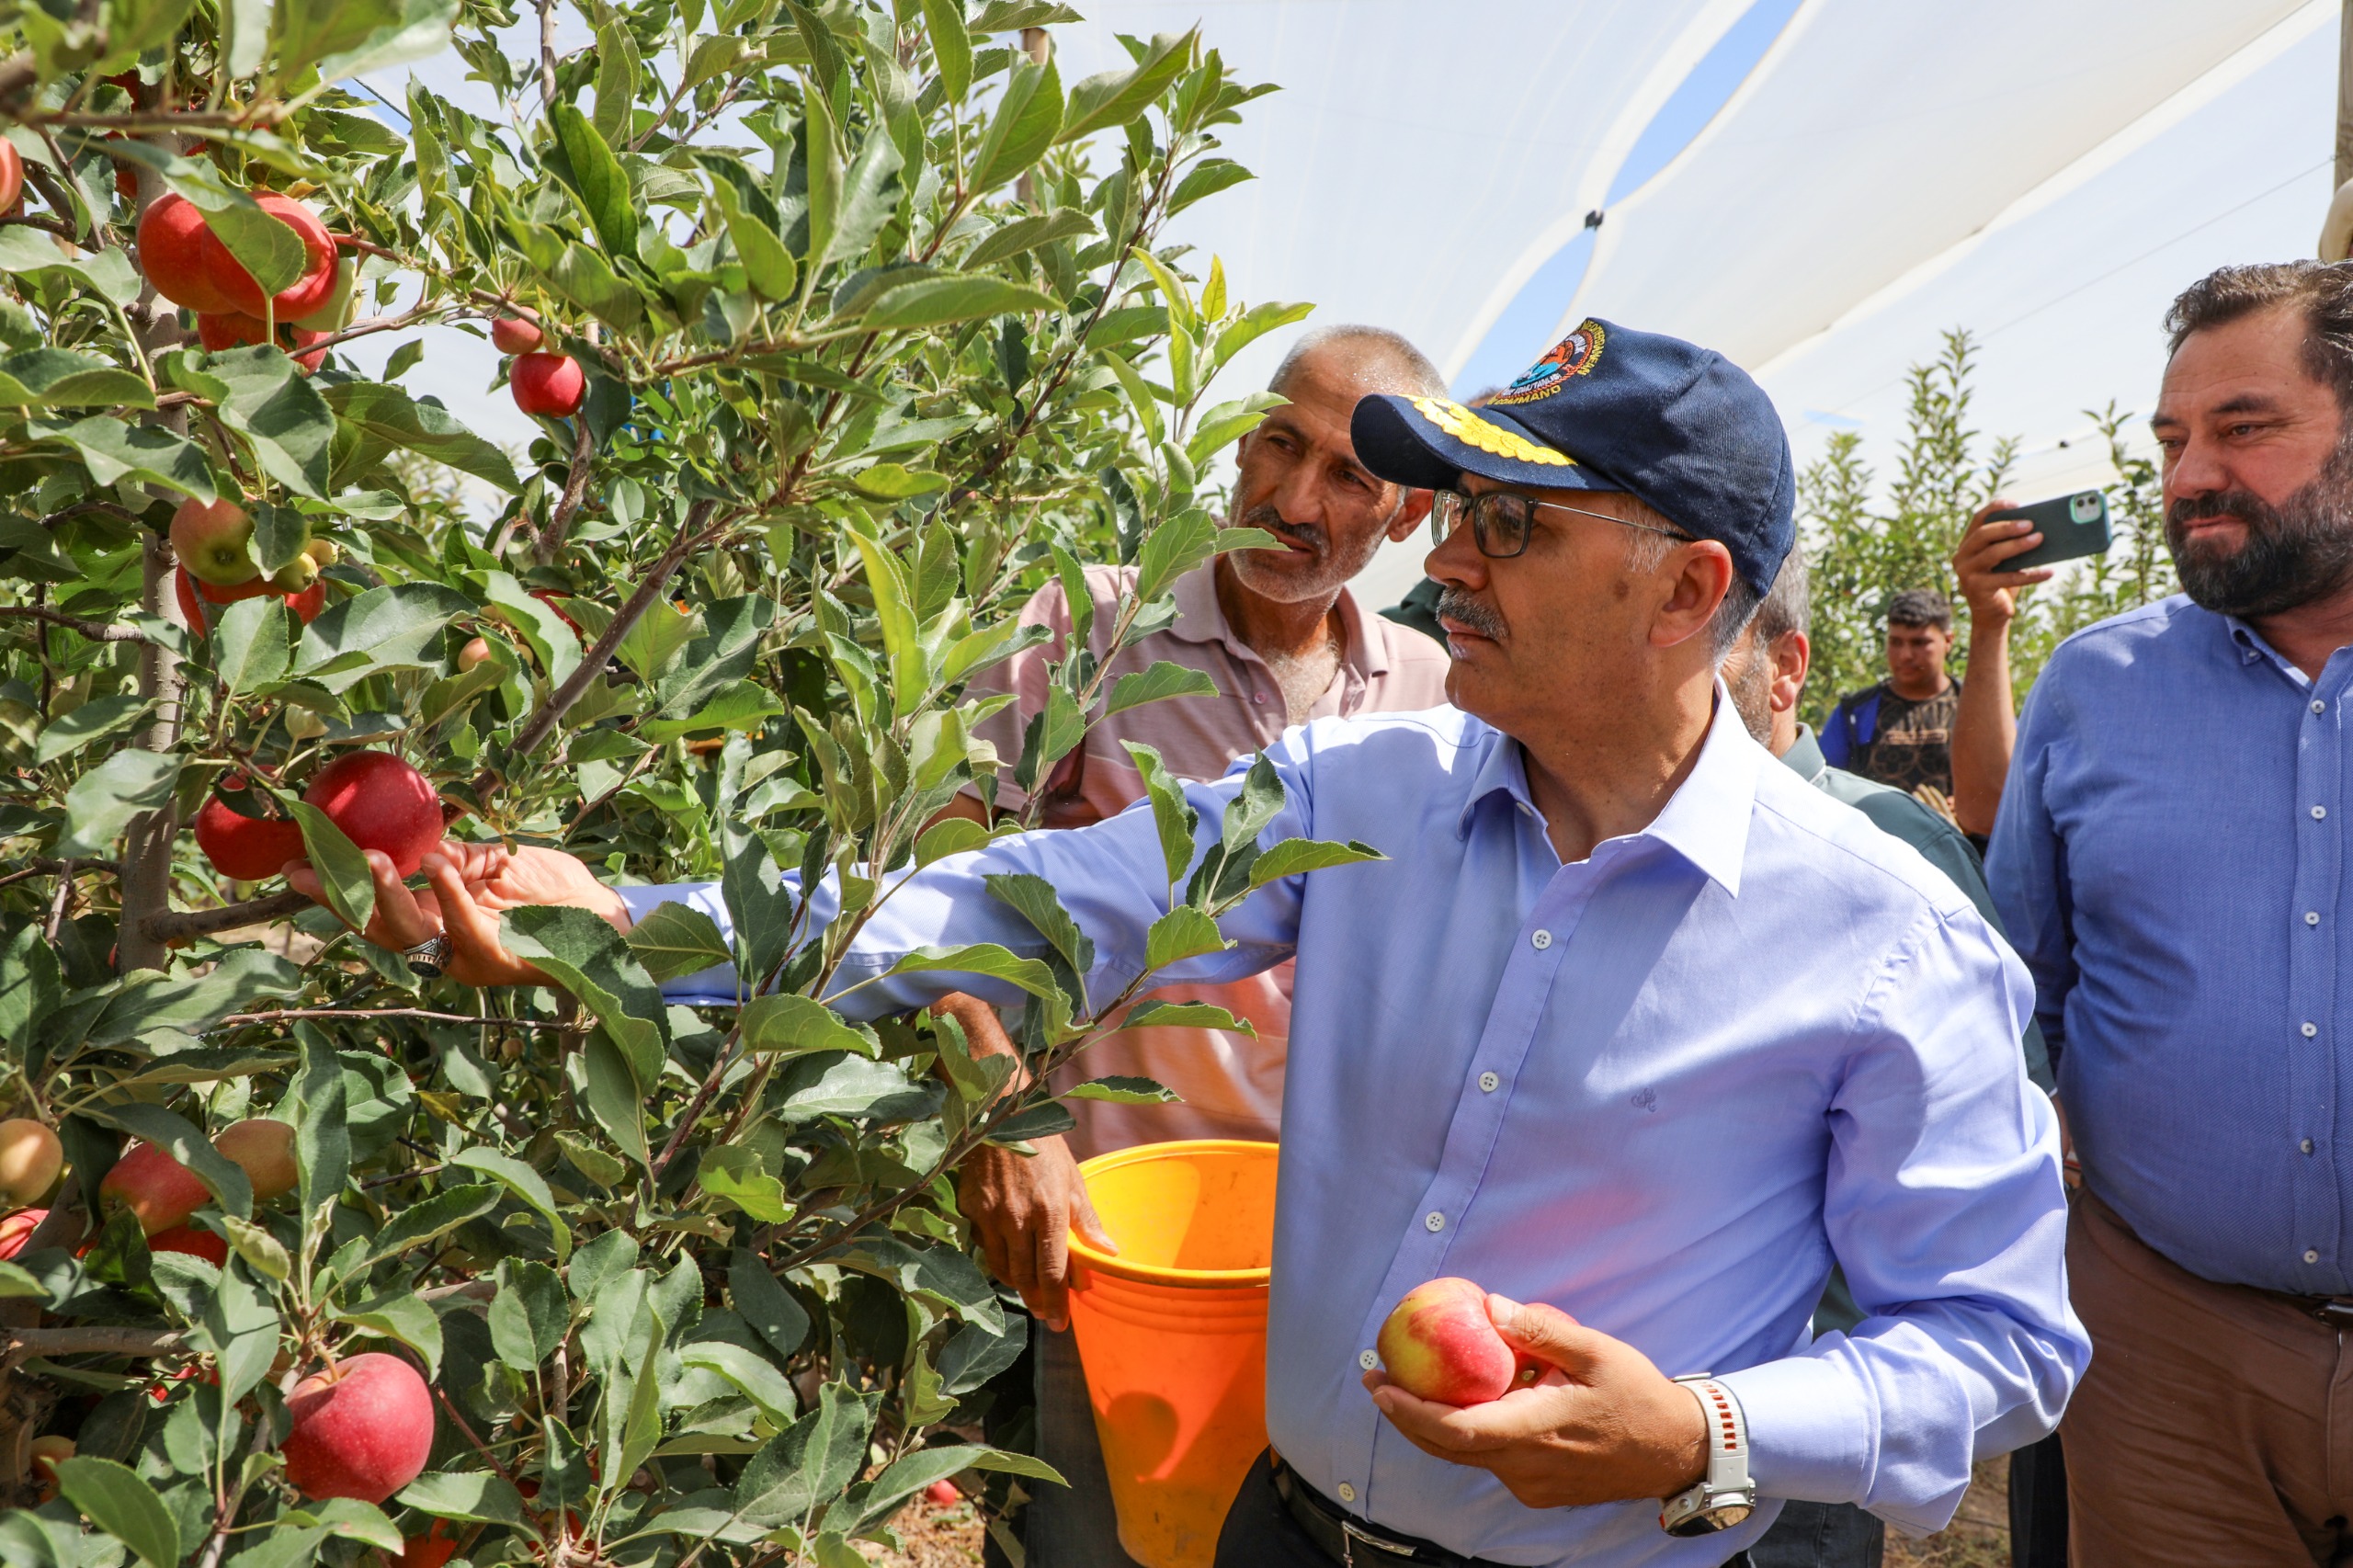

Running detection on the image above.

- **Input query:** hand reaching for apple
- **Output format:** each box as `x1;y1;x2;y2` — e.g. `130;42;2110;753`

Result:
286;840;630;988
932;993;1117;1330
1364;1293;1708;1509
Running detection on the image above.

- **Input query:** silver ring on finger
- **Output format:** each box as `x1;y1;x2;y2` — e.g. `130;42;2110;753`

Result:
403;934;453;978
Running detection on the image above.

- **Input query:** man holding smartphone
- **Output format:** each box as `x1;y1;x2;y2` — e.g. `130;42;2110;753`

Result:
1990;259;2353;1563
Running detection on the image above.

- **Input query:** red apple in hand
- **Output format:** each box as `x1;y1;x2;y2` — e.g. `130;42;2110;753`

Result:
282;1353;435;1502
1375;1277;1529;1406
511;350;584;417
303;750;443;879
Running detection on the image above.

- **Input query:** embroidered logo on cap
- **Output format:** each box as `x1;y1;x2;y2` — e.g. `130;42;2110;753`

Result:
1490;322;1607;407
1410;398;1575;467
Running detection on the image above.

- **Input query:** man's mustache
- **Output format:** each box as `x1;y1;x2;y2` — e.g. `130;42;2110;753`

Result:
2166;488;2268;535
1435;585;1507;640
1240;504;1324;552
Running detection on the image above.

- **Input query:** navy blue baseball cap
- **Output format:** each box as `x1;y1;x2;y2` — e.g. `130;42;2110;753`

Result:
1351;318;1796;597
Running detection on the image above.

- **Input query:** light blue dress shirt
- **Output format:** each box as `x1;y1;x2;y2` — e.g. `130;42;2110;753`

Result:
626;700;2083;1563
1990;595;2353;1296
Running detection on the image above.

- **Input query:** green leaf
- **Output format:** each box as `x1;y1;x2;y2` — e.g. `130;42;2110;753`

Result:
699;1146;792;1222
501;905;668;1090
35;695;150;765
293;583;477;690
881;945;1062;1004
680;1342;799;1425
733;1381;875;1528
621;901;733;983
984;872;1092;993
740;994;880;1059
221;1215;290;1280
842;521;925;718
269;0;399;86
329;1290;442;1376
1246;836;1385;889
287;801;374;936
961;208;1092;270
55;1457;178;1568
847;460;949;498
250;501;310;574
592;17;642;142
730;1249;811;1359
488;1258;567;1366
849;1445;1061;1531
1063;1075;1177;1104
582;1030;651;1168
55;749;177;858
32;415;213;501
969;53;1063;193
0;229;142;308
711;179;797;301
1168;156;1255;218
920;0;971;99
1106;660;1218;716
397;1471;530;1528
0;1259;46;1300
312;0;459;81
324;381;521;492
914;815;993;867
204;346;335;499
857;275;1058;331
552;104;638;261
358;1183;499;1269
1122;741;1199;888
214;597;291;696
451;1147;572;1264
1144;905;1226;971
1058;28;1194;144
0;348;153;411
801;84;844;279
1121;999;1254;1034
820;127;905;273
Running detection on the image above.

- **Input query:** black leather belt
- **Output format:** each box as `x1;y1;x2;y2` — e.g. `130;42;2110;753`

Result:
1271;1456;1492;1566
2290;1295;2353;1327
1267;1455;1755;1568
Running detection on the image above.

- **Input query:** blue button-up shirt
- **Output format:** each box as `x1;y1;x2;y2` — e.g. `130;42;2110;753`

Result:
1990;594;2353;1295
630;700;2082;1562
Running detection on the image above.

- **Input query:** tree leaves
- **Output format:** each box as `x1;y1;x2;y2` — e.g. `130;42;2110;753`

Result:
1059;29;1196;144
551;105;637;261
969;53;1062;193
621;902;733;983
54;1457;178;1568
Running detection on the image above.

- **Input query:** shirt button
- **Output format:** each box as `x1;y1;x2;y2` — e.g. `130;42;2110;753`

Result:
1424;1210;1446;1233
2317;700;2330;715
1479;1071;1500;1093
2308;912;2323;926
2304;1022;2320;1037
2308;1250;2323;1265
2316;806;2331;820
1359;1349;1378;1370
2303;1138;2317;1154
1530;929;1553;950
1251;692;1266;704
1336;1483;1358;1504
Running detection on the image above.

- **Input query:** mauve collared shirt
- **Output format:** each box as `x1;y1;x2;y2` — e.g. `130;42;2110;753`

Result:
965;561;1449;1156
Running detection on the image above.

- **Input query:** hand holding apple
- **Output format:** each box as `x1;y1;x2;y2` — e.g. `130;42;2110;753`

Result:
1375;1277;1535;1406
288;839;630;988
1364;1292;1709;1510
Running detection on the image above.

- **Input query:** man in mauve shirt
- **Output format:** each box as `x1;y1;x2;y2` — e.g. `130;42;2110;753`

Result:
932;323;1451;1565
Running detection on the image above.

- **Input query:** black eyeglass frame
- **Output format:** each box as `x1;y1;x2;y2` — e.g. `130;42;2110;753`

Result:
1429;487;1692;559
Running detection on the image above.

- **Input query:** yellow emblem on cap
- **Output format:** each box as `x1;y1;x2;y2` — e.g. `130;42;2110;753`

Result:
1411;398;1575;468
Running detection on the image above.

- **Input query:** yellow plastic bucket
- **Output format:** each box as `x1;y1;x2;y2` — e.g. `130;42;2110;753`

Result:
1066;1140;1278;1568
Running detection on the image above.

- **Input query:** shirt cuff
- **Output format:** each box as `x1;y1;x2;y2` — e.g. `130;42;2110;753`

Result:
613;881;740;1003
1718;1349;1874;1506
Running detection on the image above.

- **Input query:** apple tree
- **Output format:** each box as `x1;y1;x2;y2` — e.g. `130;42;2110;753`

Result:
0;0;1354;1561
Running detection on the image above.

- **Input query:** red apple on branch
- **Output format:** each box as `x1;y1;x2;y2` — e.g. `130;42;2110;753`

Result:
302;750;443;878
0;142;22;217
0;1209;46;1261
170;498;257;587
135;195;242;314
148;1224;228;1266
1374;1277;1531;1407
511;351;585;417
213;1118;296;1200
492;311;543;354
99;1142;210;1234
194;776;305;881
281;1353;435;1503
0;1119;63;1205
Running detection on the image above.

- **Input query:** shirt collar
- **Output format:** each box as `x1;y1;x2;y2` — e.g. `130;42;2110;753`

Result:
1168;559;1383;676
1453;687;1761;896
2226;614;2315;688
1779;722;1829;785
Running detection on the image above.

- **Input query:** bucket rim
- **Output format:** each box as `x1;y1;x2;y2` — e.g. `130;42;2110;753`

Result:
1069;1138;1279;1288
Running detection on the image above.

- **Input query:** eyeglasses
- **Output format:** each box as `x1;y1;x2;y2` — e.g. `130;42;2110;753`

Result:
1429;488;1692;560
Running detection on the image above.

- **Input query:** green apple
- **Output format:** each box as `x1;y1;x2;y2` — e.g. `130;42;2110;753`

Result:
170;498;258;586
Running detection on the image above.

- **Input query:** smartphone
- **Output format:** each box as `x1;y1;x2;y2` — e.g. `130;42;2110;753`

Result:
1984;491;2111;571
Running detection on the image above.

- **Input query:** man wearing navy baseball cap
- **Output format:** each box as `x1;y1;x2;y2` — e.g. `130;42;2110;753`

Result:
306;321;2085;1567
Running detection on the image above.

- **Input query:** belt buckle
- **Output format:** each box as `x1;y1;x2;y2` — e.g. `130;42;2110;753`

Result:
2313;1299;2353;1328
1339;1517;1420;1561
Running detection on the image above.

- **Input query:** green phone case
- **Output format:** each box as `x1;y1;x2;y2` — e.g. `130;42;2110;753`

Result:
1985;491;2111;571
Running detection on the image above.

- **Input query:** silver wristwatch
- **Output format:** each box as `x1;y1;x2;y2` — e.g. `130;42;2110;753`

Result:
1659;1375;1756;1537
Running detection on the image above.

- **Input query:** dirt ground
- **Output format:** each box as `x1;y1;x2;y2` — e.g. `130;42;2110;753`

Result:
871;1460;2018;1567
1886;1459;2013;1568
